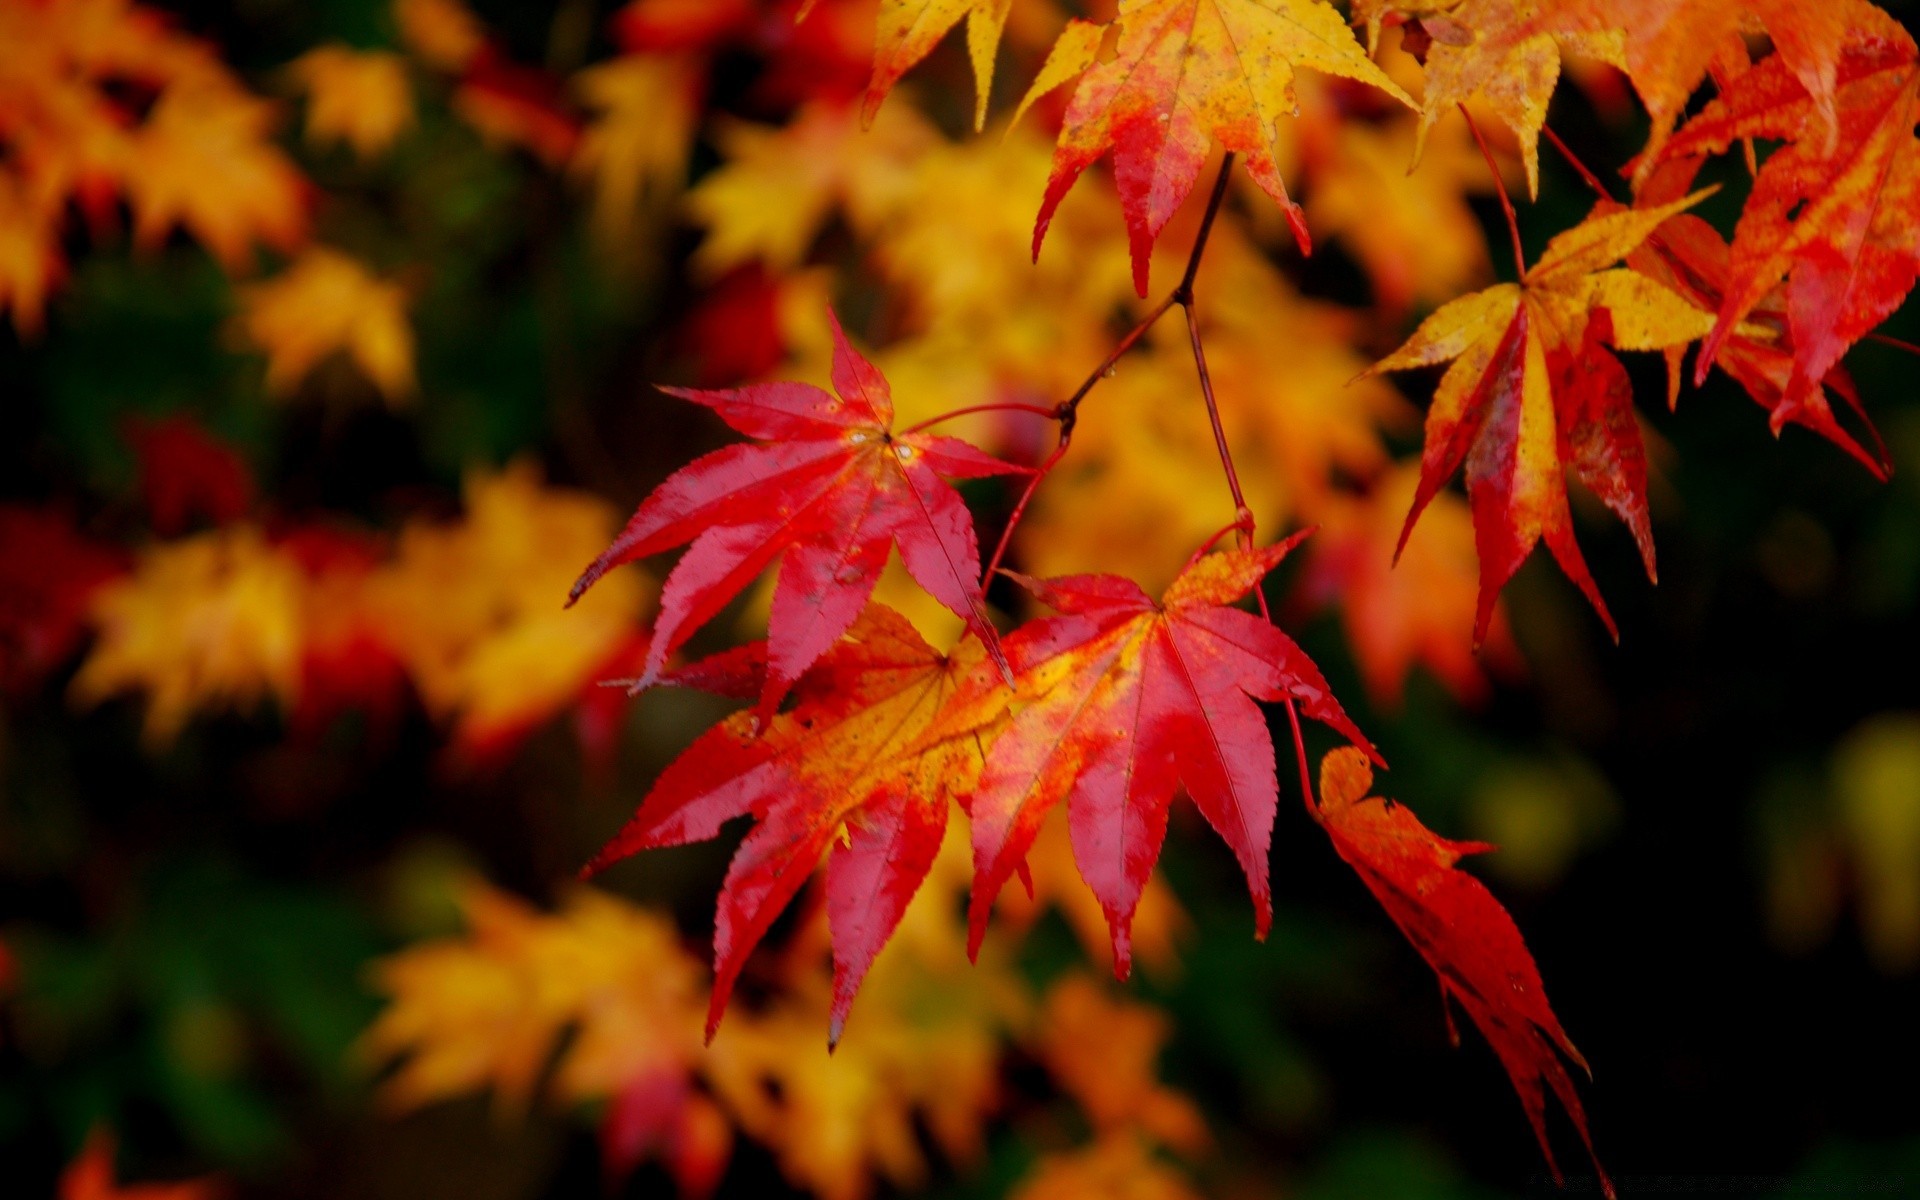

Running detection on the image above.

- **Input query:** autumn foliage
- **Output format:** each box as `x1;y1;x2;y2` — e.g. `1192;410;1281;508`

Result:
6;0;1920;1196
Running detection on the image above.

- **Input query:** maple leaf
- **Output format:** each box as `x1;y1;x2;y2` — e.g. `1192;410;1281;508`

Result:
360;879;730;1188
1018;0;1413;294
124;80;311;271
953;539;1376;976
0;176;64;337
124;415;256;536
1036;975;1207;1149
1657;38;1920;437
59;1128;222;1200
287;45;416;160
395;0;486;71
453;48;583;167
585;603;994;1043
1365;191;1717;642
232;248;416;404
1620;170;1892;474
571;308;1018;713
374;460;652;760
1391;0;1626;197
685;100;935;279
70;526;307;747
1311;747;1611;1199
570;57;699;250
1294;464;1522;709
826;0;1011;130
1594;0;1910;164
1009;1132;1204;1200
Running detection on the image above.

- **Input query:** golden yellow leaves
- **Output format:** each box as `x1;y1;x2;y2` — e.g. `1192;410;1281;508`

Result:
72;527;306;747
68;462;651;758
373;461;652;756
0;0;310;332
233;249;416;404
361;881;708;1114
363;841;1207;1200
571;58;699;250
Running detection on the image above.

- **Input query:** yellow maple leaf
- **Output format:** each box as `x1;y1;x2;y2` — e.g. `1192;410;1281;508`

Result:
287;45;415;160
686;99;936;279
570;56;698;251
360;879;709;1114
233;248;416;404
371;461;651;755
123;80;310;271
71;526;306;747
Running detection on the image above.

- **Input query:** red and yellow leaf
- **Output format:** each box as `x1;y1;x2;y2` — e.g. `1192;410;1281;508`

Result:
1019;0;1412;294
1658;38;1920;437
953;539;1375;975
586;604;994;1043
1366;192;1715;641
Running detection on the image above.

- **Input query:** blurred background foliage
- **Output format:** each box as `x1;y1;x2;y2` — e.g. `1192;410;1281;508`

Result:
3;0;1920;1197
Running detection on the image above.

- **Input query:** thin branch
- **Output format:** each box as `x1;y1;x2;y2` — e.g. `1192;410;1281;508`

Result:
898;402;1060;438
1460;104;1526;277
1541;125;1614;201
983;438;1068;586
980;153;1242;588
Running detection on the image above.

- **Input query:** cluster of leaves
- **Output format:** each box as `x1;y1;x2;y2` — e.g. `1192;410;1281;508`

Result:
3;424;650;762
554;0;1920;1193
359;840;1205;1199
6;0;1920;1195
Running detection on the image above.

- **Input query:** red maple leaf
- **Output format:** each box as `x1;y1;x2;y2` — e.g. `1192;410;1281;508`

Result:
1312;747;1611;1200
571;308;1019;715
952;538;1377;976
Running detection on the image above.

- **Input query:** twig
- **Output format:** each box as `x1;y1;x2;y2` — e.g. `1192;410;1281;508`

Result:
1461;104;1526;277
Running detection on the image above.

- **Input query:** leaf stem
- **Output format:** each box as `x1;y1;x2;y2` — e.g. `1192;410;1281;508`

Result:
981;153;1241;588
1460;104;1526;277
1170;154;1271;618
1286;697;1318;822
898;402;1061;437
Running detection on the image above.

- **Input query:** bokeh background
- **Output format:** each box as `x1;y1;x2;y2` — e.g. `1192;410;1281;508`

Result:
4;0;1920;1197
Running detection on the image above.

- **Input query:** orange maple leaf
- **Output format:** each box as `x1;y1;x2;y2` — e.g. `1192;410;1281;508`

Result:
1017;0;1412;294
1312;747;1610;1199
